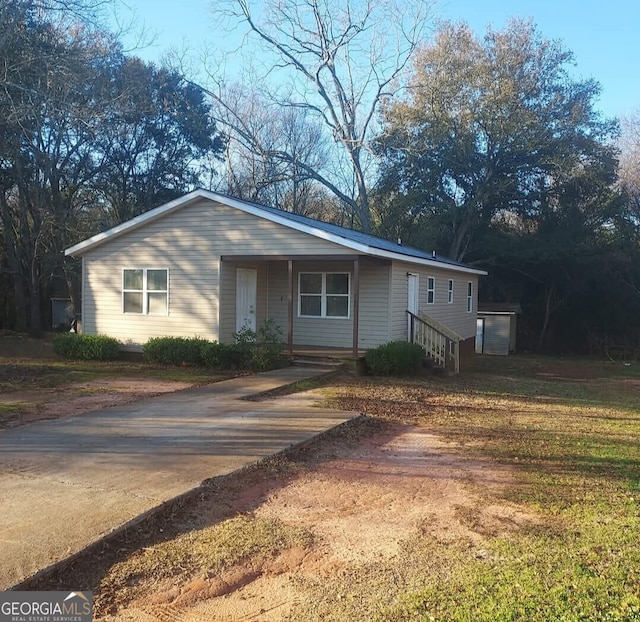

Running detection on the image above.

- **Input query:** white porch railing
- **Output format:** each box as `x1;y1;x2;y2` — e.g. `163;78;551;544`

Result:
407;311;462;373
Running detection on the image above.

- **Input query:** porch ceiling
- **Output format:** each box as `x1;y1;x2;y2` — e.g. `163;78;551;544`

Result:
220;254;388;264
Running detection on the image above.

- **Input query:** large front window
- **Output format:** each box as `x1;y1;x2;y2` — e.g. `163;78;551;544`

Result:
299;272;350;318
123;268;168;315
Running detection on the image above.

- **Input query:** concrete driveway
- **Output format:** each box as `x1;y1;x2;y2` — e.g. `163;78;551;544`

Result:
0;366;355;590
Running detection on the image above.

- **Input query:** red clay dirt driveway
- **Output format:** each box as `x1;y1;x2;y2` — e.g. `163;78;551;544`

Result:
0;366;356;589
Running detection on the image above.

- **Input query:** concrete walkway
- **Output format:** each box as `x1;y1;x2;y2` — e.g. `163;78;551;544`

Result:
0;366;355;590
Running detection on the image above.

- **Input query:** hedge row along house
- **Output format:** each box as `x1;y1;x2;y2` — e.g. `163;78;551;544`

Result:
65;190;487;371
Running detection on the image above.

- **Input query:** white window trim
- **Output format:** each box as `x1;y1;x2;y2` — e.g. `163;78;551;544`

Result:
448;279;454;304
122;268;169;315
298;271;350;319
426;276;436;305
467;281;473;313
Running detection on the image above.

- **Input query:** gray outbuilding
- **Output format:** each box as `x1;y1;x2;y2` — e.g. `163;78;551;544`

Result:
476;303;521;355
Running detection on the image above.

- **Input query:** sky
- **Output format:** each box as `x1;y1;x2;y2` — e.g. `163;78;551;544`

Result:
113;0;640;121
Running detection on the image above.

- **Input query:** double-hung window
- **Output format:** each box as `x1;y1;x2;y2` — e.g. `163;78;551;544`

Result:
299;272;350;318
123;268;169;315
467;281;473;313
448;279;454;304
427;276;435;304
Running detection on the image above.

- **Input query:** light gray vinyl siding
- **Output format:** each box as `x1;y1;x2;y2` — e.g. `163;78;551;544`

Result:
265;261;289;334
292;261;353;347
81;255;92;334
390;261;478;341
81;199;353;348
82;247;219;348
358;260;391;348
262;259;390;349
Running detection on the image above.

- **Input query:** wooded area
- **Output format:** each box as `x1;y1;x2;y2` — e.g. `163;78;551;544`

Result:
2;0;639;355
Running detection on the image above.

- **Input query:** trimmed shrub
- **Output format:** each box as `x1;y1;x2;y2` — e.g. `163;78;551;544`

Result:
143;336;205;366
199;340;223;368
53;333;122;361
142;321;285;370
365;340;425;376
199;341;243;369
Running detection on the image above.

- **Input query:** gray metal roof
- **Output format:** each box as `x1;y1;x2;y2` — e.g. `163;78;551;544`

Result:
214;191;476;271
478;302;522;314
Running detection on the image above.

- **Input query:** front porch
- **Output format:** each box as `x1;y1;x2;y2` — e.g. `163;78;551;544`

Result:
221;254;389;358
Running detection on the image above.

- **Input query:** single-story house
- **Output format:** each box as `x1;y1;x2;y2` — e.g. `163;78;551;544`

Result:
476;303;521;355
65;190;487;370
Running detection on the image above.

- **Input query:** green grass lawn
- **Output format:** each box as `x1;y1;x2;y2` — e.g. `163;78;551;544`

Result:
319;355;640;622
12;338;638;621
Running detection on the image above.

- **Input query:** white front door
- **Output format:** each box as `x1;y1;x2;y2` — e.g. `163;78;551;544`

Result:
236;268;257;333
407;273;419;339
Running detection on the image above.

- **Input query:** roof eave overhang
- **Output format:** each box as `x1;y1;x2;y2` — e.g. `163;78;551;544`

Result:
357;248;487;275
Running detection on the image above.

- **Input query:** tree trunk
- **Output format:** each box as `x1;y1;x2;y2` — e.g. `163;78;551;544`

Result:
7;260;28;333
352;153;372;233
28;251;43;336
538;286;554;351
0;195;28;332
448;207;474;262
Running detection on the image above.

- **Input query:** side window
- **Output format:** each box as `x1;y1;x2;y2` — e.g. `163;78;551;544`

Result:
467;281;473;313
448;279;454;304
427;276;435;304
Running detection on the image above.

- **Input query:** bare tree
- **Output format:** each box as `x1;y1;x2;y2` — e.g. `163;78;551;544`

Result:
211;82;332;216
618;110;640;223
206;0;431;231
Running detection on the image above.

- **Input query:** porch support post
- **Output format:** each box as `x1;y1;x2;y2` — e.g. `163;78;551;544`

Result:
352;256;360;358
287;259;294;354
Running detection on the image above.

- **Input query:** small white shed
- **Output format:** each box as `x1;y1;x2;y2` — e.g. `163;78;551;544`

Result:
476;303;521;355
